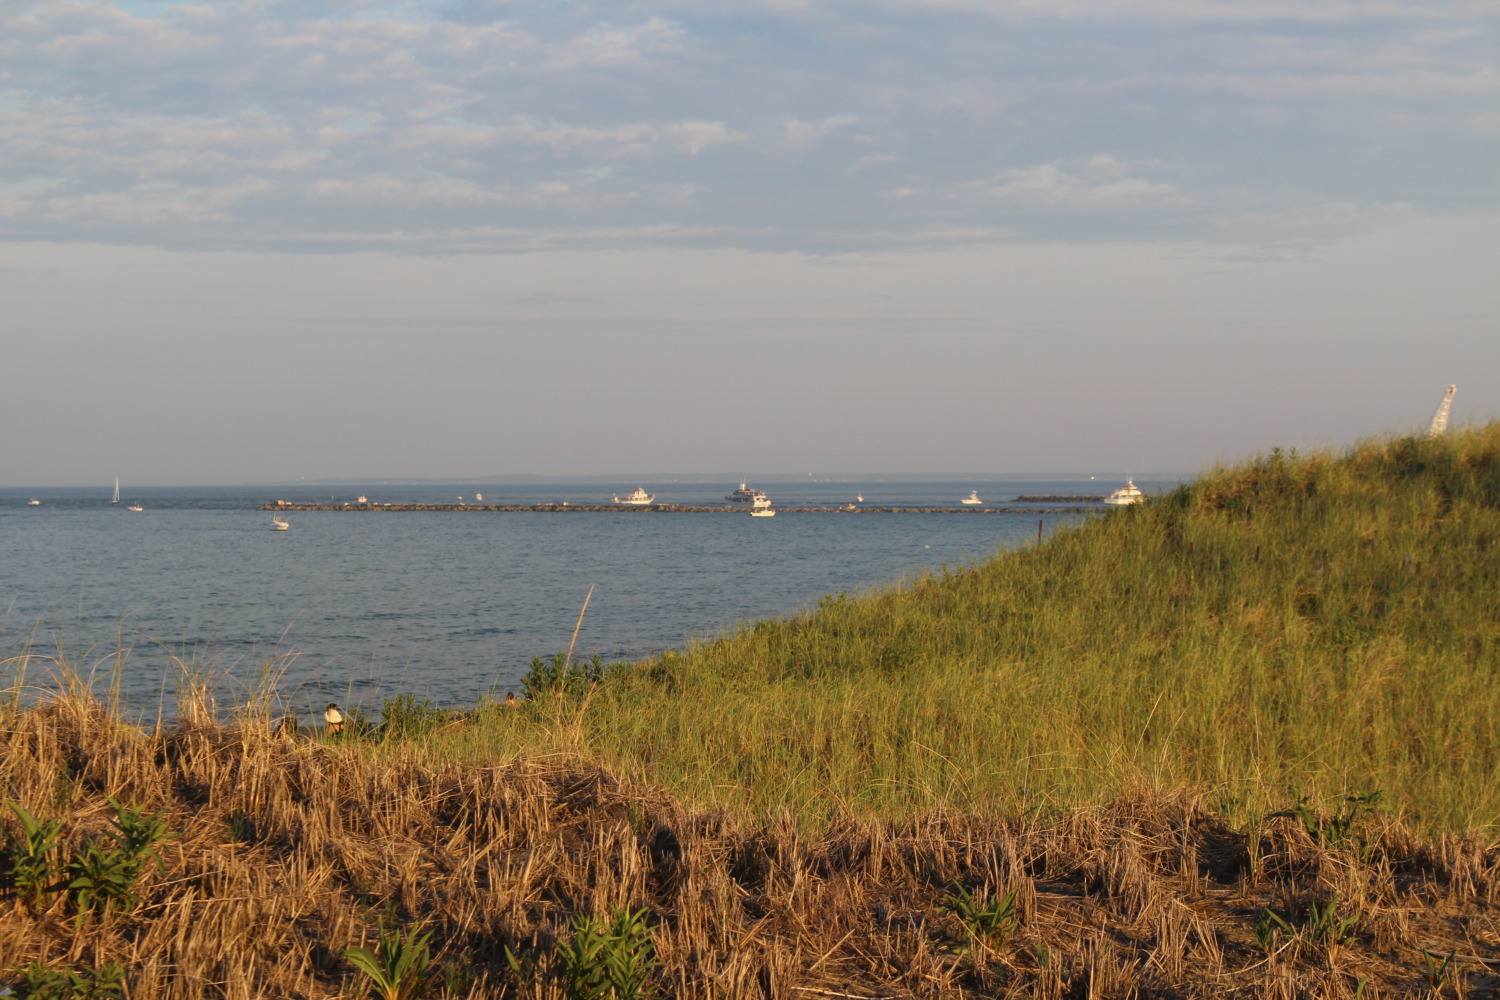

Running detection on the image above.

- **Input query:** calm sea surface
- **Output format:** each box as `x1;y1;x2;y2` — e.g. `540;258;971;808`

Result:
0;480;1114;723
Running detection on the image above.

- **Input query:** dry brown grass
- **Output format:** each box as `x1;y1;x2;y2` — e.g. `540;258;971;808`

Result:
4;690;1500;998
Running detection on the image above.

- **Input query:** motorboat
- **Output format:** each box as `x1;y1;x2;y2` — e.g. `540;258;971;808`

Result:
357;496;368;504
749;507;776;517
855;494;864;503
726;482;767;504
27;499;40;506
614;487;655;505
127;503;143;512
272;516;290;530
841;503;858;512
1104;480;1145;505
751;492;772;509
961;491;983;505
475;492;483;502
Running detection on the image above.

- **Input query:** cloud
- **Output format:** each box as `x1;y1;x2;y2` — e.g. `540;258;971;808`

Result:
975;161;1182;209
0;0;1493;253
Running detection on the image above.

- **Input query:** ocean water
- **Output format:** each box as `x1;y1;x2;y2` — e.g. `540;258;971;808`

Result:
0;480;1113;722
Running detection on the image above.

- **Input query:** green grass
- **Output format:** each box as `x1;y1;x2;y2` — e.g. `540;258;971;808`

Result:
412;424;1500;833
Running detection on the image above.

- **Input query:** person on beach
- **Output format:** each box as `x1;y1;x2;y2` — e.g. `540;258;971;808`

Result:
324;703;345;735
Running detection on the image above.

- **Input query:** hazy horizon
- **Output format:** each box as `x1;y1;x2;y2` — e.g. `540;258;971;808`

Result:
6;470;1183;490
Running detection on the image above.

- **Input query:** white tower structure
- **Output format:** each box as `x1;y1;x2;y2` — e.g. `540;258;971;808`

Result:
1428;385;1457;437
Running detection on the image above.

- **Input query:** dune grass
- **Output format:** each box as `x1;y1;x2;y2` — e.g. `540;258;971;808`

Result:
426;423;1500;833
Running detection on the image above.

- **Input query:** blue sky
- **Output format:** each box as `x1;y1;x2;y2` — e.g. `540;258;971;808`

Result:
2;0;1496;484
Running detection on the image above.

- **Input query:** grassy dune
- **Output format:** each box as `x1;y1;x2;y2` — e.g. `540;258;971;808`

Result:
5;423;1500;997
443;424;1500;833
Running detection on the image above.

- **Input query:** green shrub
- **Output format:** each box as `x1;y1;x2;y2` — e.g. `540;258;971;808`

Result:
520;653;605;701
12;960;125;1000
65;798;170;925
344;922;433;1000
2;803;66;906
379;695;447;742
556;907;658;1000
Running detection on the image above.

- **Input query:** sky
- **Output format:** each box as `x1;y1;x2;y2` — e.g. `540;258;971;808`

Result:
2;0;1497;486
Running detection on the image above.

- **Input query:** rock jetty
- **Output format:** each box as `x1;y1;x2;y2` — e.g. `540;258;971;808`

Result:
259;501;1093;514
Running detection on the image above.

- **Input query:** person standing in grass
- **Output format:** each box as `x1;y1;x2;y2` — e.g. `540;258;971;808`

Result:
323;703;345;736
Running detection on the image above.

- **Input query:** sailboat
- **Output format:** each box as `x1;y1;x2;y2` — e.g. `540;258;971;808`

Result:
109;477;121;505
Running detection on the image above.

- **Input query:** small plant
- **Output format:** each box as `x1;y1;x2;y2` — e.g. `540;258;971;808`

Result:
1423;949;1455;990
556;907;658;1000
1254;907;1293;952
65;798;171;925
1255;897;1359;951
1303;897;1360;946
1272;791;1384;855
13;960;125;1000
226;809;252;844
940;884;1020;953
2;803;66;906
344;922;433;1000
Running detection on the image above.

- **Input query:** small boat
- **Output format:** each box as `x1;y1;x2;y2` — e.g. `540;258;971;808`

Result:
357;496;368;504
726;482;767;504
109;477;121;505
961;491;983;505
841;503;858;511
27;499;40;506
749;508;776;517
855;494;864;503
271;516;290;530
475;492;483;502
614;487;655;505
1104;480;1145;505
127;502;143;512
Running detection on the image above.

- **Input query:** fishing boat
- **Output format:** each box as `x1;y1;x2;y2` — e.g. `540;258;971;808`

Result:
271;516;290;531
27;499;40;506
127;502;143;512
726;482;768;504
961;490;983;505
749;507;776;517
109;477;121;505
613;487;655;505
1103;480;1145;505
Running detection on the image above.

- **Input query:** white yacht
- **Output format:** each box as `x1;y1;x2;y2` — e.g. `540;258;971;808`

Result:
749;507;776;517
127;502;143;512
271;515;290;530
1104;480;1145;505
614;487;655;505
27;498;40;506
961;491;983;505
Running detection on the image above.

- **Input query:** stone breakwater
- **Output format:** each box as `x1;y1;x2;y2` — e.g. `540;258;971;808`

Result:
260;502;1095;514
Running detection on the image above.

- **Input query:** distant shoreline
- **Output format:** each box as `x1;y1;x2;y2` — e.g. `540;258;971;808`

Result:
258;501;1104;514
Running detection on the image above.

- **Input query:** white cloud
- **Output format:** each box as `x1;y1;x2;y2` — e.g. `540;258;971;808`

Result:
977;162;1182;209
